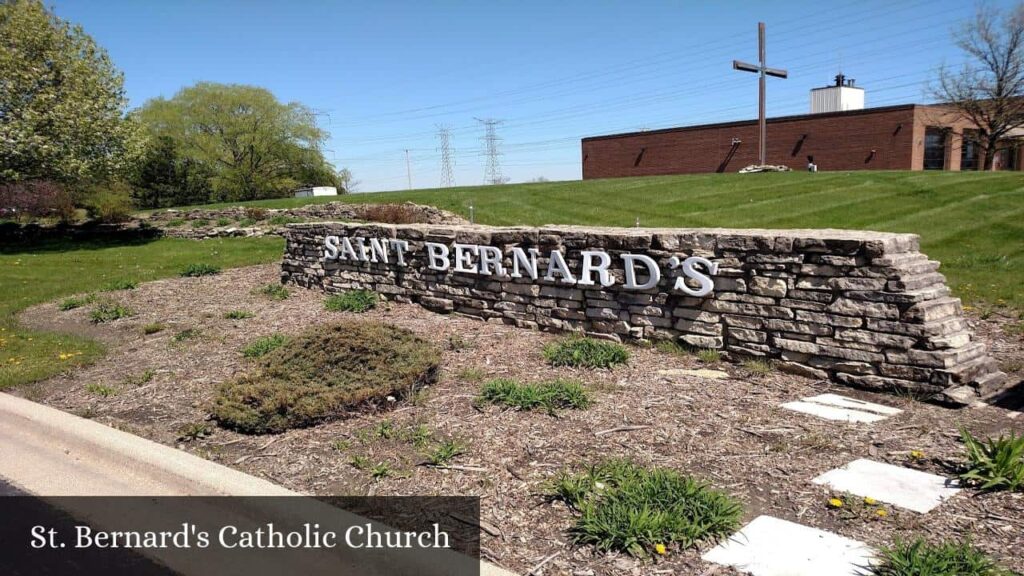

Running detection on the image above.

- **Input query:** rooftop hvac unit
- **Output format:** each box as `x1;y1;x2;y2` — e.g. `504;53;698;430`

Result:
810;74;865;114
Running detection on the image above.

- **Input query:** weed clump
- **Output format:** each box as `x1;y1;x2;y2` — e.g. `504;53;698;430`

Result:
325;290;378;313
90;302;134;323
543;336;629;369
213;322;440;434
959;427;1024;492
253;283;289;301
242;334;287;358
872;538;1015;576
479;378;591;412
549;459;742;558
180;263;221;277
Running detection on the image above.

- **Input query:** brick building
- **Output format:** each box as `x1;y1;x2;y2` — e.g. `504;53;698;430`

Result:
581;103;1024;179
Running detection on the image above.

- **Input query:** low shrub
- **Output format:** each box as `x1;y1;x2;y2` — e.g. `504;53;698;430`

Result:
479;378;591;412
543;336;629;369
213;322;440;434
242;334;287;358
190;218;210;228
549;459;742;558
0;180;76;222
142;322;166;335
180;263;221;277
215;217;232;227
165;218;186;228
325;290;378;313
872;538;1015;576
253;283;289;301
60;294;96;311
83;183;133;223
244;207;268;221
959;427;1024;492
105;279;138;291
90;302;134;323
360;203;424;224
224;310;255;320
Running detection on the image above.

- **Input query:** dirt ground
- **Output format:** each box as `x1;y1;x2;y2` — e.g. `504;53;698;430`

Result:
15;264;1024;576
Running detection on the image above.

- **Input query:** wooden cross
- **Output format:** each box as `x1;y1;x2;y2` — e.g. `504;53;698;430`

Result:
733;22;788;167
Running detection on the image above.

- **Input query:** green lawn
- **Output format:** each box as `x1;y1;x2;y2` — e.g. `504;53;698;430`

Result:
0;236;283;389
179;171;1024;309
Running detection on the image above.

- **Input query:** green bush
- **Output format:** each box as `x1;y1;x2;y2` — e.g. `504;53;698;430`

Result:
215;217;232;227
89;302;134;323
543;336;629;369
959;427;1024;492
242;334;287;358
324;290;378;313
180;263;221;277
872;538;1015;576
253;283;289;301
190;218;210;228
549;459;742;558
479;378;591;412
213;322;440;434
165;218;186;227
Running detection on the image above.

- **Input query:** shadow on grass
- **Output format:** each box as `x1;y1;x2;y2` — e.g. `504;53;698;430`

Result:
0;222;162;255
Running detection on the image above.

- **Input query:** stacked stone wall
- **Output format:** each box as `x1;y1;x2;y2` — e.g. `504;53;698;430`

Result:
281;222;1008;404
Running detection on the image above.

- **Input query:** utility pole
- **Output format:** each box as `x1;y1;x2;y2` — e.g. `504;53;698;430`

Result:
404;149;412;190
437;125;455;188
732;22;788;166
475;118;504;185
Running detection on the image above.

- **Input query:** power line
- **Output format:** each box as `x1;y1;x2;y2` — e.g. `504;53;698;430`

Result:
437;125;455;188
476;118;505;185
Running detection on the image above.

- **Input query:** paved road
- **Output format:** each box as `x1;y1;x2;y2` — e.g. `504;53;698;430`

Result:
0;475;177;575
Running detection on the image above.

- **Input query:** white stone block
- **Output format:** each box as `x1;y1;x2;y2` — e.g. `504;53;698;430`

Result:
703;515;875;576
803;393;902;416
812;458;961;513
780;401;889;423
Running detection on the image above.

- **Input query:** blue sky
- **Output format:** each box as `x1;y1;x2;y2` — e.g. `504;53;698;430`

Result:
50;0;1010;192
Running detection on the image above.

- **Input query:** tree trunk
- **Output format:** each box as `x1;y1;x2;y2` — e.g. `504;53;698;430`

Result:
983;137;999;171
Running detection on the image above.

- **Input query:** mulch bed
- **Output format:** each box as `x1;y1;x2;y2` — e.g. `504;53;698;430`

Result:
15;264;1024;575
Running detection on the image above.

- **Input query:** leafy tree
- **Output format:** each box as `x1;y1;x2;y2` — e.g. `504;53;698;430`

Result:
137;82;339;201
934;3;1024;170
0;0;141;184
130;135;213;208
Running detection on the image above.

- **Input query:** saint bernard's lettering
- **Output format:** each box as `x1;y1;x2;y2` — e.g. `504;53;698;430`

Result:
322;235;718;296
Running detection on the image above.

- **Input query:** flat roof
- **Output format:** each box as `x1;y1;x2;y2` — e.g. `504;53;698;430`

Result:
581;103;922;142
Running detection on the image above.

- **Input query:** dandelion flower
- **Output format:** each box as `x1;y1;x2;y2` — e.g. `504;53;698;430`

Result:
876;509;888;517
654;543;667;555
828;498;844;508
910;450;925;459
863;496;877;505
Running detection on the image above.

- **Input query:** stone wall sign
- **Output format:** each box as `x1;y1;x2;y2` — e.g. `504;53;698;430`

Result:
282;222;1008;405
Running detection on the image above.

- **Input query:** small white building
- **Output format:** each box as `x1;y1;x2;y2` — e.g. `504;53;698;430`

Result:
294;186;338;198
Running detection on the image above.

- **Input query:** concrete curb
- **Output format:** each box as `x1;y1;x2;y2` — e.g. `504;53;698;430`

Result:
0;393;515;576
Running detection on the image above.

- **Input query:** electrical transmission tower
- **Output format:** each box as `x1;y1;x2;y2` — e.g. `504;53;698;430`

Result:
437;125;455;188
475;118;504;185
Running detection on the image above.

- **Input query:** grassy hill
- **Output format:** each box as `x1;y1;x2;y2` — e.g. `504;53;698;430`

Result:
183;171;1024;309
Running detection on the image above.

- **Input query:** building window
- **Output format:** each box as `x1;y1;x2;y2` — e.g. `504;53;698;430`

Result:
961;130;979;171
924;128;946;170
